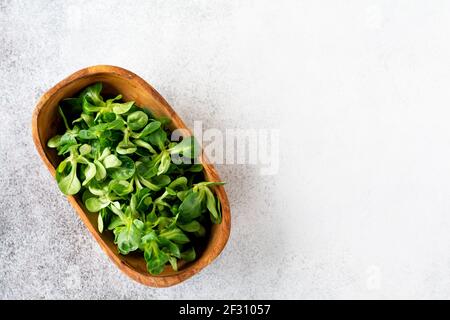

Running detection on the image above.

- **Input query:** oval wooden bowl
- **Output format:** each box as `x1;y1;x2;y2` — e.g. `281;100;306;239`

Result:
31;65;231;287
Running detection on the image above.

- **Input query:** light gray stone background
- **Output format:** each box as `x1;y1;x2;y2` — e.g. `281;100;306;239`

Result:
2;0;450;299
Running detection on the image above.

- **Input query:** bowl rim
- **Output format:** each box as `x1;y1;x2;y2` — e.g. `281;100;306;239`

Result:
31;65;231;287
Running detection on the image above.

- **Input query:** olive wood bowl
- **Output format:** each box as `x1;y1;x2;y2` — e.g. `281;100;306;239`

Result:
31;65;231;287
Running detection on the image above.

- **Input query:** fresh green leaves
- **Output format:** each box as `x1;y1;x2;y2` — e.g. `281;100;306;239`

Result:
56;158;81;195
136;121;161;138
127;111;148;131
112;101;134;114
47;135;62;148
205;186;221;223
178;190;205;222
109;179;134;196
181;247;196;262
103;154;122;168
55;145;84;195
142;237;169;275
47;82;224;275
108;155;135;180
115;218;143;254
169;136;200;159
85;197;110;212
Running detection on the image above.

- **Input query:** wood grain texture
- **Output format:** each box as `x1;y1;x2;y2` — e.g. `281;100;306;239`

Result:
31;65;231;287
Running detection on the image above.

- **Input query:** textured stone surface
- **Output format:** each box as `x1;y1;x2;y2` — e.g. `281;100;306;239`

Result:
2;0;450;299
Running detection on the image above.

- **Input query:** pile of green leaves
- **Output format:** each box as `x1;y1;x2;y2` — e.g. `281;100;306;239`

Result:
47;83;223;275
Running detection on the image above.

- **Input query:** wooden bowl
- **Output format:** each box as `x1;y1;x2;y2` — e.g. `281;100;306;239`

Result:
31;65;231;287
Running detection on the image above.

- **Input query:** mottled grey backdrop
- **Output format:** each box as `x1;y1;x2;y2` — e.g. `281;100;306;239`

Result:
3;0;450;299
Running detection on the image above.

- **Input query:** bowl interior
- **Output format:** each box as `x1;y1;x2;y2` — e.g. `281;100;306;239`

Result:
34;69;229;281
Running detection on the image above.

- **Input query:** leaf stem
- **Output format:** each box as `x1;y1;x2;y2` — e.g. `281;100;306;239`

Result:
58;106;70;130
